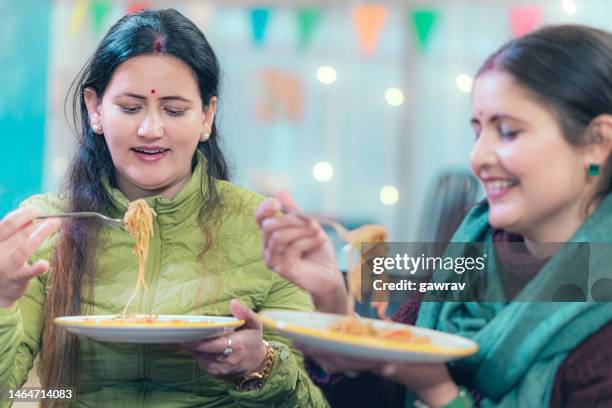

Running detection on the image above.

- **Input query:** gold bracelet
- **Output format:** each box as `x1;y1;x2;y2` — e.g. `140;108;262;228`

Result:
235;340;276;391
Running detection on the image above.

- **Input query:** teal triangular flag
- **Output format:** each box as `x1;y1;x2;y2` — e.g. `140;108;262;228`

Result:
250;8;271;46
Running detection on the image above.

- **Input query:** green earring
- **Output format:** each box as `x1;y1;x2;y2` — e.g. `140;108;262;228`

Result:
588;163;600;177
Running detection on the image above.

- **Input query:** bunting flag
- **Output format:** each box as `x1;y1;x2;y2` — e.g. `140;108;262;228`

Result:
91;0;112;35
126;1;151;14
68;0;90;37
254;69;303;123
352;5;387;56
509;5;543;38
296;8;322;50
250;8;271;46
410;9;439;52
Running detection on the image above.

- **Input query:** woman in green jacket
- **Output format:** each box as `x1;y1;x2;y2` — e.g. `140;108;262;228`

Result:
0;8;328;408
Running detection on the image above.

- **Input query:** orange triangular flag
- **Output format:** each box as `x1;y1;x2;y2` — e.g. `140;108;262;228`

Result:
352;5;387;56
255;69;303;123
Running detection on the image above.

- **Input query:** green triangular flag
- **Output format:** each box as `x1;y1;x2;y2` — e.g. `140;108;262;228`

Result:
91;0;112;36
410;9;439;52
296;8;322;50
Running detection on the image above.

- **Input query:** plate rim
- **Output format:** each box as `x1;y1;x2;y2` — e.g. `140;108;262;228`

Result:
260;310;478;357
54;315;245;330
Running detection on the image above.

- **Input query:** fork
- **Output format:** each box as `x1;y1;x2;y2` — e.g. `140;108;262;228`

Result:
36;212;124;228
282;208;350;241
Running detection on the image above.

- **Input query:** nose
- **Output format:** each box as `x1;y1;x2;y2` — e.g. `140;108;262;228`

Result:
137;111;164;139
470;130;498;176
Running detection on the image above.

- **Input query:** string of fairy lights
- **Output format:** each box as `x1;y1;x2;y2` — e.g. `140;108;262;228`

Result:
312;62;404;206
49;0;582;210
308;0;579;208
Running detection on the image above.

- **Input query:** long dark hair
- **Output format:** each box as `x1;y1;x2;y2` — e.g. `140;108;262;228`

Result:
477;25;612;202
41;8;229;399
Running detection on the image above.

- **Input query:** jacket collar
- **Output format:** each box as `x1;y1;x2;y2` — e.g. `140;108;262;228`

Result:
103;151;208;227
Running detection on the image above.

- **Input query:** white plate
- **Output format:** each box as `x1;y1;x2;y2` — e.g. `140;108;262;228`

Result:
55;315;244;344
260;310;478;363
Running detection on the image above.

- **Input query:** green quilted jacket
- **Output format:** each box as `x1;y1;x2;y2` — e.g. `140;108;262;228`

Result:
0;155;329;407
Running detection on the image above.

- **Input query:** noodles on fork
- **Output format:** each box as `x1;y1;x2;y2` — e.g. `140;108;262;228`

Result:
121;199;156;319
328;224;430;344
273;212;426;343
344;225;388;318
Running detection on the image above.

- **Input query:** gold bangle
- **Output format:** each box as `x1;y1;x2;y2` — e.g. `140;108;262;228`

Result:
235;340;276;391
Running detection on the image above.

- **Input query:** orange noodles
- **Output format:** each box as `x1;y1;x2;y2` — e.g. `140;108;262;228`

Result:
121;199;157;319
77;315;210;327
328;224;430;342
329;319;430;344
344;225;388;318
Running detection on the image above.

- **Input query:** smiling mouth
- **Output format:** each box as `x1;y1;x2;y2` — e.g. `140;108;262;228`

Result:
484;179;519;190
130;147;170;155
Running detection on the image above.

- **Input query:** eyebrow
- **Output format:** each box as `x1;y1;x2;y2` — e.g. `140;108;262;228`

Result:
116;92;193;103
470;113;527;126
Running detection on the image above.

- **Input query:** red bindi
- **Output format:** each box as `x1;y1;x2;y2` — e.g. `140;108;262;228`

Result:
150;89;156;94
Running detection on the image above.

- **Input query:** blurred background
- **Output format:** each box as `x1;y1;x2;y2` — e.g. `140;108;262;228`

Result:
1;0;611;244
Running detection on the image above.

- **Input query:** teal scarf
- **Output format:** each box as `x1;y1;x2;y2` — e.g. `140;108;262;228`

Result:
413;194;612;407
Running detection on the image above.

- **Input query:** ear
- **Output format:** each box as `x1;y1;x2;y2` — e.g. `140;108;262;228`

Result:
584;114;612;167
201;96;217;134
83;87;102;126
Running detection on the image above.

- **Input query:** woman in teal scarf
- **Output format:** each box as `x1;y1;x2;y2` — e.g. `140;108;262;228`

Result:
256;25;612;407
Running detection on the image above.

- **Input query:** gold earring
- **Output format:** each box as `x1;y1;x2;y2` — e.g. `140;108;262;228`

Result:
92;122;102;134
